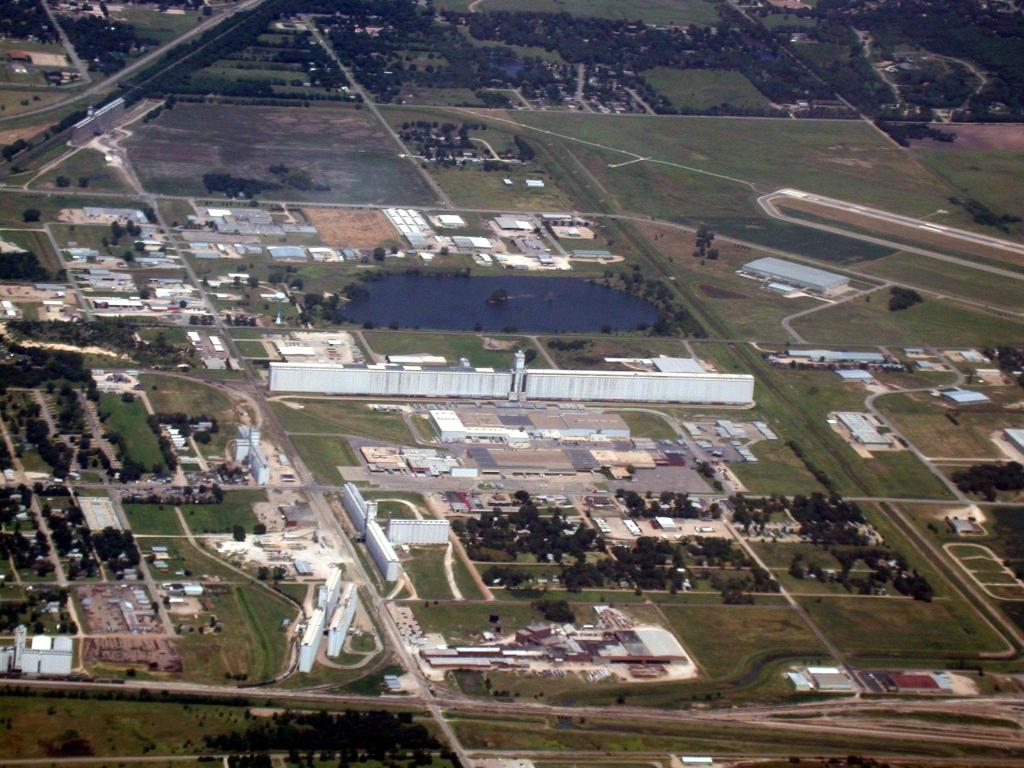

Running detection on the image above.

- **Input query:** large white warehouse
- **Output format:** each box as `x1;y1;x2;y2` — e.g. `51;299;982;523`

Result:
270;353;754;406
0;626;72;676
269;362;513;399
524;369;755;404
387;518;451;546
298;608;326;673
366;521;400;582
327;583;358;657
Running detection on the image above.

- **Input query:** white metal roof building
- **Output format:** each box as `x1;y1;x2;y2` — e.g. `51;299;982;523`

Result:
387;518;451;546
789;349;885;363
742;257;849;296
942;389;990;405
298;608;326;673
1006;428;1024;454
327;583;358;657
0;626;73;676
836;411;890;446
523;369;755;405
366;521;400;582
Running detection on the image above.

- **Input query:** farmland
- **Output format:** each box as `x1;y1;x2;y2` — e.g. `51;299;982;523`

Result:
125;104;438;205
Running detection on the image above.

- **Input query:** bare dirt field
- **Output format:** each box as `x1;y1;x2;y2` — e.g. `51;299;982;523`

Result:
302;207;399;248
84;636;183;673
124;103;437;205
918;123;1024;151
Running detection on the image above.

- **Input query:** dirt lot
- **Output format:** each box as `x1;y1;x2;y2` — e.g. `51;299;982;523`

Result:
124;103;437;205
77;584;160;634
302;207;399;248
84;636;183;673
917;123;1024;151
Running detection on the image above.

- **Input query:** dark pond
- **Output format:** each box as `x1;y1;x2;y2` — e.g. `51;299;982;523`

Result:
342;275;658;333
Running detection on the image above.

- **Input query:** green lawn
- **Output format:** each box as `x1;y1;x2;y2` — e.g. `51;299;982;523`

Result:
410;600;542;643
644;68;772;112
99;393;166;473
613;410;677;440
465;0;720;25
733;439;824;495
430;167;575;211
142;536;240;582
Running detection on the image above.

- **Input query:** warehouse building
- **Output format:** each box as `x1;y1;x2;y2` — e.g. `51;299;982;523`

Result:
787;349;886;364
327;583;358;657
741;257;849;296
270;351;754;405
1006;428;1024;456
0;626;73;675
71;98;125;145
836;412;890;446
387;518;451;546
429;408;631;443
341;482;377;534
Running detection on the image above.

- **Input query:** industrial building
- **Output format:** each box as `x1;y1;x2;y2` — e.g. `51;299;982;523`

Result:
787;349;886;364
835;412;890;447
71;98;125;145
942;389;990;405
270;350;754;405
429;408;631;443
300;570;357;670
741;257;849;296
0;626;73;675
1006;428;1024;455
341;482;377;534
387;519;451;546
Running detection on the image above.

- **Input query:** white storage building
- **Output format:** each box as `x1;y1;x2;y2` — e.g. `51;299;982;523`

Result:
742;257;849;296
341;482;377;533
269;362;513;399
523;369;754;404
366;521;401;582
387;518;451;546
327;583;358;657
298;609;326;673
0;626;73;676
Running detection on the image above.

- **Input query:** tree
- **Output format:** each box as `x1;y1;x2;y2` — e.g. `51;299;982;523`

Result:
55;176;70;188
372;247;386;261
22;209;40;223
232;525;246;542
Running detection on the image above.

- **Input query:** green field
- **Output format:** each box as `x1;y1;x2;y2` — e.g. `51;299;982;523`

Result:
140;373;239;455
733;439;824;495
430;166;575;211
31;148;133;194
410;600;542;643
799;595;1005;658
644;68;772;112
0;227;61;275
465;0;720;25
99;393;167;473
404;547;456;600
290;434;359;483
117;6;201;42
143;536;240;582
790;293;1023;346
178;490;265;534
660;603;827;679
363;330;535;368
123;503;182;535
614;409;677;440
178;584;295;684
273;399;416;442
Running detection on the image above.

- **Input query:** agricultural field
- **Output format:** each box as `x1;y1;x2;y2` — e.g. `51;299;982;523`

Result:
124;103;438;205
644;68;773;112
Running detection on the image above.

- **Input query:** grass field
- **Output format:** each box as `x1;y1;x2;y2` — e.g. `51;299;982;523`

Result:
142;536;239;582
98;393;167;473
644;68;772;112
140;374;239;455
878;393;1023;460
0;227;61;275
410;600;542;643
290;434;359;483
116;6;201;43
733;439;824;495
123;503;182;535
613;410;677;440
660;603;827;679
464;0;720;25
430;166;575;211
859;450;956;499
30;148;133;194
177;490;265;534
178;584;295;684
273;399;416;442
799;595;1005;658
858;251;1024;310
403;547;455;600
125;103;437;205
363;330;538;368
790;294;1024;346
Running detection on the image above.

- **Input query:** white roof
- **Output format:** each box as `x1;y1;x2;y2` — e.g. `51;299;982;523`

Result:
652;356;705;374
942;389;990;404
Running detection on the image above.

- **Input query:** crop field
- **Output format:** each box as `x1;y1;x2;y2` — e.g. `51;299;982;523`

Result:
644;68;772;112
790;292;1023;346
464;0;720;25
878;393;1024;460
125;104;437;205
